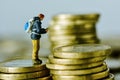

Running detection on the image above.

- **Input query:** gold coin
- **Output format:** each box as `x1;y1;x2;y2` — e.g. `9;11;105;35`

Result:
0;69;50;80
52;68;109;80
103;73;115;80
46;61;103;70
3;76;52;80
51;40;100;49
49;35;97;41
49;23;96;31
51;38;99;45
48;55;106;65
92;68;109;79
52;13;99;21
50;63;107;75
51;39;100;49
77;39;100;44
50;38;99;45
49;19;97;29
83;13;100;20
49;29;96;35
53;44;111;59
51;41;79;48
25;76;52;80
0;59;47;73
50;18;98;25
49;30;96;36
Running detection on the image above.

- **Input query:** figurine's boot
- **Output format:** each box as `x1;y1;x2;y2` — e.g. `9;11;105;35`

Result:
32;40;42;64
32;58;42;65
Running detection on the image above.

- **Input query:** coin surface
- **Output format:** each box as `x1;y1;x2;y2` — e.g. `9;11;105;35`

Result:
48;55;106;65
53;44;111;59
46;61;103;70
25;75;52;80
50;63;107;75
0;69;50;80
51;39;100;49
49;35;97;41
52;68;109;80
49;30;96;35
49;24;96;32
50;38;99;45
103;73;115;80
51;13;100;21
0;58;47;73
1;75;52;80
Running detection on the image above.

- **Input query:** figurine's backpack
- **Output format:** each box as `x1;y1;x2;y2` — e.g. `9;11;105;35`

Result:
24;18;34;33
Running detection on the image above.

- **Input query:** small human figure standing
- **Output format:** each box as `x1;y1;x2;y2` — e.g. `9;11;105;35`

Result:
30;14;47;64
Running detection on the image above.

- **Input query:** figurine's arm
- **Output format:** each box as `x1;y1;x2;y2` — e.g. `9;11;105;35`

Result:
33;21;47;34
39;28;47;34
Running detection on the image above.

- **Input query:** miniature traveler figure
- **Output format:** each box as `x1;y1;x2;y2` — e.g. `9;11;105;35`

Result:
24;13;48;64
31;14;48;64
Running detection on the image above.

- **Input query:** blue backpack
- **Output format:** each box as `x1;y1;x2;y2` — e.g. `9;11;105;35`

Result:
24;18;34;33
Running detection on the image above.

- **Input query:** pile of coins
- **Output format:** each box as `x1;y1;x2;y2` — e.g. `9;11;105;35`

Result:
48;13;100;49
46;44;115;80
0;58;52;80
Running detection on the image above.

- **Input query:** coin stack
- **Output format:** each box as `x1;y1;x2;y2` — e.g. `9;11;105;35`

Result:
48;13;100;49
46;44;115;80
0;58;52;80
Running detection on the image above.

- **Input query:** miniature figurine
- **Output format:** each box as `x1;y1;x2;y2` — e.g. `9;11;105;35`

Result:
25;14;48;64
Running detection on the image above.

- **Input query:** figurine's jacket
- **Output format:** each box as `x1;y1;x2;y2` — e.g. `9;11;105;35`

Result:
30;17;46;40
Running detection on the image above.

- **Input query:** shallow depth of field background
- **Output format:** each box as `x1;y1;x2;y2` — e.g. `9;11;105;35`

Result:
0;0;120;79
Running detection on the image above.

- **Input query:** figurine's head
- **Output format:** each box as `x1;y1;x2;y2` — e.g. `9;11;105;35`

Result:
38;14;44;20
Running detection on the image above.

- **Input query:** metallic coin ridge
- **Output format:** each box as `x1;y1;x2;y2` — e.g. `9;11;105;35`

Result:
50;63;107;75
48;55;106;65
0;59;47;73
46;61;103;70
0;69;50;79
52;68;109;80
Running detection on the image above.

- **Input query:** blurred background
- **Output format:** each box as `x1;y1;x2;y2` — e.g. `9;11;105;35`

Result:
0;0;120;79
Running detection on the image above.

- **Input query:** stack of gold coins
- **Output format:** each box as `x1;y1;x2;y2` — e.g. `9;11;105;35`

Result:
0;58;52;80
46;44;115;80
48;13;100;49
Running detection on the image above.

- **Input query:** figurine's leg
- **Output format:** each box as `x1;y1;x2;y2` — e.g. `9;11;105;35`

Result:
32;39;40;59
32;39;42;64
